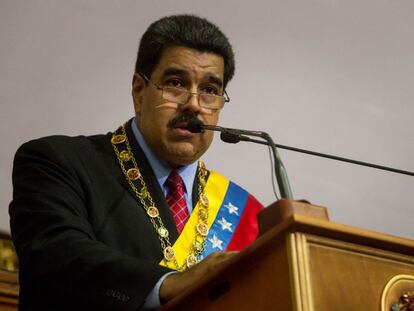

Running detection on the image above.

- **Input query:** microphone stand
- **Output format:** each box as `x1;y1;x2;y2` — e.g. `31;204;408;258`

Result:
187;121;294;199
221;129;294;199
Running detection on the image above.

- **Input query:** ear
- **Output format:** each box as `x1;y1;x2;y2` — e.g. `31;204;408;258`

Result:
131;74;145;114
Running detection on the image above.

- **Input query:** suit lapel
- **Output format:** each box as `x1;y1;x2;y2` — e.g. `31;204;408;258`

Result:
96;132;129;189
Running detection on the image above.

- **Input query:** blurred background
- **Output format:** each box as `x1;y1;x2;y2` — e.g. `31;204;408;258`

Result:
1;0;413;238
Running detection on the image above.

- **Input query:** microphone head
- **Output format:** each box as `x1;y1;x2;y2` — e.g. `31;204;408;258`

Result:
186;117;205;133
220;131;241;144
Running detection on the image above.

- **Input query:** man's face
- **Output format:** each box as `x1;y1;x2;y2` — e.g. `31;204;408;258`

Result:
132;46;225;168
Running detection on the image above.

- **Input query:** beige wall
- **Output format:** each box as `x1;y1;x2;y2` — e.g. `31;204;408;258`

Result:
1;0;413;238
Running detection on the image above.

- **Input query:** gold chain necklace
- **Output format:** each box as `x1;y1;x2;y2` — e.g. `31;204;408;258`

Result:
111;123;210;271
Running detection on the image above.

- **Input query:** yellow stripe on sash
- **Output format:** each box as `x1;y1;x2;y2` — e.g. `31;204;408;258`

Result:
159;171;229;270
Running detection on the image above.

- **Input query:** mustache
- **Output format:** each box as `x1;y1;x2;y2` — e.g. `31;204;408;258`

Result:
168;113;199;128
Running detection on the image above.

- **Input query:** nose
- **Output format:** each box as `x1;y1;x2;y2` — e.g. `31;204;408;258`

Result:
181;91;202;114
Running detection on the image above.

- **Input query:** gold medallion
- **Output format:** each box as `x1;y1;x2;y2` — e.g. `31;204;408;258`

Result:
163;246;175;261
147;206;159;218
111;134;126;144
186;255;198;268
196;223;209;236
200;193;209;207
158;227;169;238
199;208;208;221
119;150;132;162
126;168;141;181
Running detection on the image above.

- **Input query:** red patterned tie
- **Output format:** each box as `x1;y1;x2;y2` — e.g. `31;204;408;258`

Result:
165;171;189;233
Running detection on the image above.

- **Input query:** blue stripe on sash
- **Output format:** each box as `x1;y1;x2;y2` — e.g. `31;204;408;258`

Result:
201;181;249;257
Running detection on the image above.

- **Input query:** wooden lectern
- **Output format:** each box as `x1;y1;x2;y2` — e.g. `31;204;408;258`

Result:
160;200;414;311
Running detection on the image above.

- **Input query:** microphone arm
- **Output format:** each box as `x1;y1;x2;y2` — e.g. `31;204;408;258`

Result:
187;120;294;199
222;132;414;177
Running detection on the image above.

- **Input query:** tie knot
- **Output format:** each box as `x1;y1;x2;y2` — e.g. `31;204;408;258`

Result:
166;170;184;192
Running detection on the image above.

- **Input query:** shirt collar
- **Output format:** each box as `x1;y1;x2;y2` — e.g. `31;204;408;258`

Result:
130;118;198;194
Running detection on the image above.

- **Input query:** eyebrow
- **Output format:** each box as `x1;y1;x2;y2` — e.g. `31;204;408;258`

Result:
162;67;187;78
161;67;224;88
207;75;224;88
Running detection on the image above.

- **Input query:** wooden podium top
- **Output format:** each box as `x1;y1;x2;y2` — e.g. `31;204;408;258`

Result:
278;211;414;256
256;199;414;257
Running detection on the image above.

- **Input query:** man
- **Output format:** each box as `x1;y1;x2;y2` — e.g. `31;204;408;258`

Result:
9;15;263;310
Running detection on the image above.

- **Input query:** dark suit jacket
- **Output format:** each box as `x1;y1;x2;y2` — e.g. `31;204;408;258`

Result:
9;122;201;310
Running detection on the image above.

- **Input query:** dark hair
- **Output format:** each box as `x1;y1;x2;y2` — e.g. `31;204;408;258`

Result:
135;14;235;88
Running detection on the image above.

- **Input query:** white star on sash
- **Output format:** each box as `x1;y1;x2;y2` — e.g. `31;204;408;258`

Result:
225;202;239;215
209;235;223;250
218;217;233;232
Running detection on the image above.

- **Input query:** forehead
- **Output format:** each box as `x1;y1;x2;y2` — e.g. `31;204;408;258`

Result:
151;46;225;82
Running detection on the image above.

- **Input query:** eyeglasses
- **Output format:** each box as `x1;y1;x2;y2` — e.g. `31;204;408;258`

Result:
139;73;230;113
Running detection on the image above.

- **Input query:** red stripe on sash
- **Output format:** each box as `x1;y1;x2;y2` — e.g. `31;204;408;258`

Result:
226;194;264;251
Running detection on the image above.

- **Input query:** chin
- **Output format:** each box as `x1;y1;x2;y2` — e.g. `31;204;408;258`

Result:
173;151;199;165
166;155;196;168
166;149;201;167
164;139;210;165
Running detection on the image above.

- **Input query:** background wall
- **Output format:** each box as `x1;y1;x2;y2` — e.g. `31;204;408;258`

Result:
1;0;413;238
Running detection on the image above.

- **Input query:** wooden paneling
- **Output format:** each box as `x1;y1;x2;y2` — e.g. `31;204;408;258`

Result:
304;234;414;310
0;270;18;310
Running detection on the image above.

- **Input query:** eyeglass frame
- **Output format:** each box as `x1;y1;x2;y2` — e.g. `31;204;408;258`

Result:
138;73;230;111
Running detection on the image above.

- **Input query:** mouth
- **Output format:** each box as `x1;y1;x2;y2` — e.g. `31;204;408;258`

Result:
168;115;199;138
169;115;198;131
172;121;190;130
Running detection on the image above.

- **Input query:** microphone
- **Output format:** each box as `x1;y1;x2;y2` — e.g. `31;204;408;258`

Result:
186;118;294;200
220;132;240;144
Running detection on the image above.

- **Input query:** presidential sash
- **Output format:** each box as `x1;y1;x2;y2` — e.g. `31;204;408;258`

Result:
160;170;263;270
